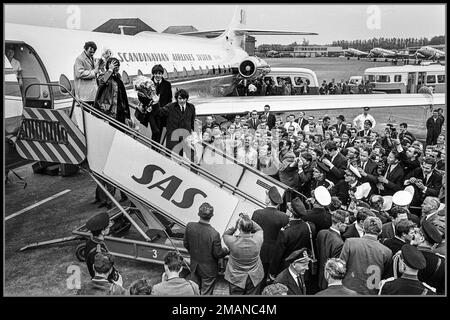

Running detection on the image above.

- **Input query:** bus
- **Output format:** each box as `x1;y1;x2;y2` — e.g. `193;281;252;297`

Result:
364;64;445;94
263;67;319;95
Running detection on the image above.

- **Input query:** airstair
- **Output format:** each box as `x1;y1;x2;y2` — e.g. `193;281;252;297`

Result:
18;84;303;266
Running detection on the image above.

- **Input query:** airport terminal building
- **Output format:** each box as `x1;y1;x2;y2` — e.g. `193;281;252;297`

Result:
293;45;344;57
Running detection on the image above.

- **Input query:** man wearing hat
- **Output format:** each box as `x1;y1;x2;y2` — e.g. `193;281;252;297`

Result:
353;107;376;131
268;198;315;285
77;252;126;295
412;220;445;294
379;244;434;295
303;186;332;233
183;203;229;295
316;210;348;290
321;142;348;184
84;212;113;279
332;115;347;136
316;258;358;295
273;248;313;295
340;216;392;294
252;186;289;288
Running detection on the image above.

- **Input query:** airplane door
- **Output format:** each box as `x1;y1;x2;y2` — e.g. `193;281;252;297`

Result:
6;42;53;109
407;72;416;93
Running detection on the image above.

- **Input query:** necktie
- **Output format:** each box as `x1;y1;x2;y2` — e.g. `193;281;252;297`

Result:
297;274;306;294
181;105;184;113
362;162;366;171
384;165;391;178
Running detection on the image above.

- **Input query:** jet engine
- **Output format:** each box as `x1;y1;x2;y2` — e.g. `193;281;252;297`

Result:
238;56;271;79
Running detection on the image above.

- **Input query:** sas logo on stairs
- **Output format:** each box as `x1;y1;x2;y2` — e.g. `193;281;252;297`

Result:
132;164;207;209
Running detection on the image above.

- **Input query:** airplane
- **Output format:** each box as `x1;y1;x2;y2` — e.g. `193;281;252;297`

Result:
415;46;445;61
266;50;280;58
4;6;318;172
343;48;369;59
367;47;410;60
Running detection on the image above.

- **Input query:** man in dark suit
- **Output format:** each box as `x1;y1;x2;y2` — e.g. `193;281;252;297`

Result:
357;120;373;137
400;146;421;177
136;64;173;143
274;248;313;295
268;198;315;280
330;168;360;208
356;147;379;193
296;111;309;131
380;206;409;240
260;104;276;130
152;64;172;142
332;115;347;136
382;219;416;255
342;208;375;240
159;89;195;152
404;156;443;208
315;258;358;295
252;186;289;286
426;110;444;146
377;150;405;196
247;109;261;131
316;210;348;290
321;142;347;184
339;131;353;150
183;203;229;295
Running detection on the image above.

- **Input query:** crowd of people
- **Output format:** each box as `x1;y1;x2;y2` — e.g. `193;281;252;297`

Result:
73;41;446;296
236;77;373;96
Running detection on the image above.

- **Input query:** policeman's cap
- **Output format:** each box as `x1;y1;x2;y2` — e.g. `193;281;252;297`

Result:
285;248;312;264
421;219;442;244
314;186;331;206
267;186;283;205
291;197;306;218
86;212;110;232
400;244;426;270
393;190;413;207
336;115;345;121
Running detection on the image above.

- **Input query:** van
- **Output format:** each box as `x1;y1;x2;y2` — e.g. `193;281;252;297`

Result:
364;64;445;93
263;67;319;95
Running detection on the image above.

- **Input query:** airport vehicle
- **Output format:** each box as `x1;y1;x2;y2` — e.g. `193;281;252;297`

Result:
4;7;317;171
415;46;445;61
364;64;445;94
343;48;369;59
262;67;319;95
349;75;363;85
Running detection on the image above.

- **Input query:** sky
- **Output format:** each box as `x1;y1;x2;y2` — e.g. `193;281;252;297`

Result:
4;4;446;45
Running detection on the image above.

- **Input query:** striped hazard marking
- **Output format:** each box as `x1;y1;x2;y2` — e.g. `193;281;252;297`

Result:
15;107;86;165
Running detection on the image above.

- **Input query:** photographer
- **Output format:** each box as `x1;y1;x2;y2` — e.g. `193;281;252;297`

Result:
223;214;264;295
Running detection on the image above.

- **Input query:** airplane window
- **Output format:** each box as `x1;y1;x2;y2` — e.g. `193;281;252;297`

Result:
426;75;436;84
437;75;445;83
218;67;221;74
212;67;215;75
394;75;402;82
375;75;390;83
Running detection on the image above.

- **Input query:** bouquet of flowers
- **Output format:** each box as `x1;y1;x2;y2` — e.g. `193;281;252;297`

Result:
133;75;159;105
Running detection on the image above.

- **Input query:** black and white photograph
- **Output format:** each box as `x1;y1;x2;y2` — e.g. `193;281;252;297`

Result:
4;3;446;302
